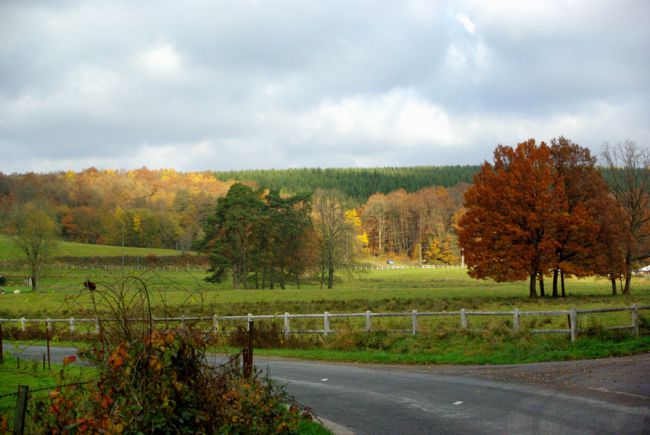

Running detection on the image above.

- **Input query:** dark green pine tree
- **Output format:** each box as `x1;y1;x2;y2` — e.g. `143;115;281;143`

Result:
201;183;265;288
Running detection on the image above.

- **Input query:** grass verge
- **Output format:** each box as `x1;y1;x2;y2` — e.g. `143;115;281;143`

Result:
0;354;95;413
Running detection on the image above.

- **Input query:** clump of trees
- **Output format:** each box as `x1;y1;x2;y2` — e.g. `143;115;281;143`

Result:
457;138;639;297
602;141;650;294
200;184;315;289
200;184;365;289
360;185;465;264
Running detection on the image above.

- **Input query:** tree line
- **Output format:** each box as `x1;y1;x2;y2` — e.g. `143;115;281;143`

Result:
0;168;232;250
3;141;648;296
214;166;479;202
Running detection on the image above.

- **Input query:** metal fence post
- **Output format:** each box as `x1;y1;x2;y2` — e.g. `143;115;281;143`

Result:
46;318;51;332
570;307;577;343
460;309;468;329
365;310;372;332
411;310;418;335
513;308;520;331
323;311;330;336
283;312;290;339
631;304;639;336
69;317;75;334
20;317;26;332
247;313;252;331
212;314;219;334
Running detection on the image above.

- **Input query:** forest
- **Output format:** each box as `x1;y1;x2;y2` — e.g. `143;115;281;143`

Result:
0;166;466;262
1;139;648;297
213;166;479;201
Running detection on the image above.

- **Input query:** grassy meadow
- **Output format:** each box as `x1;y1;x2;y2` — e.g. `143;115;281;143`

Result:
0;233;183;262
1;237;649;365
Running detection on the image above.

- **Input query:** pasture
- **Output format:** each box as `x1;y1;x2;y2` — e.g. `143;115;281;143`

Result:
0;234;183;262
0;264;648;324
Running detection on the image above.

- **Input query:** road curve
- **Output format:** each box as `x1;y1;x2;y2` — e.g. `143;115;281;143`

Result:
7;344;650;434
255;356;650;435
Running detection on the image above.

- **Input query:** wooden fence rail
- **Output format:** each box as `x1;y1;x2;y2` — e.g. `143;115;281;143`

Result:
1;305;647;342
0;263;464;273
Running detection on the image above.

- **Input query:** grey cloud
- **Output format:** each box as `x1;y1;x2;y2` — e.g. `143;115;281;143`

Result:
0;0;648;173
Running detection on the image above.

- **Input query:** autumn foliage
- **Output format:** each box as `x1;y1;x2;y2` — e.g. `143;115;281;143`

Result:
458;138;623;297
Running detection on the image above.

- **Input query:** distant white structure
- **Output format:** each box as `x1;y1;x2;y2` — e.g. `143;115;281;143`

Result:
13;289;21;294
637;265;650;274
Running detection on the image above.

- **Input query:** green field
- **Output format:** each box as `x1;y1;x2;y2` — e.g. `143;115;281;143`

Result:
0;266;649;317
0;234;182;262
1;238;649;366
0;355;94;413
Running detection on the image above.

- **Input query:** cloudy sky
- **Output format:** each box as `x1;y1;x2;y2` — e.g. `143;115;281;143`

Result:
1;0;648;173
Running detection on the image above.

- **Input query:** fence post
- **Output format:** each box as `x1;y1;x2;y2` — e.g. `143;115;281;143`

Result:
283;312;290;339
95;319;100;334
243;321;254;377
323;311;330;336
181;315;186;328
365;310;372;332
69;317;75;334
569;307;577;343
212;315;219;334
460;309;468;329
0;323;3;364
513;308;520;331
631;304;639;336
14;385;29;435
411;310;418;335
46;318;51;332
247;313;252;331
20;317;26;332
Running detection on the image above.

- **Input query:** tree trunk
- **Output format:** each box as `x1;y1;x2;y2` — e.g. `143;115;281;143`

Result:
610;275;617;295
560;270;566;297
623;247;632;295
279;264;286;290
327;256;334;289
538;273;545;297
552;269;559;298
296;272;301;289
529;272;537;298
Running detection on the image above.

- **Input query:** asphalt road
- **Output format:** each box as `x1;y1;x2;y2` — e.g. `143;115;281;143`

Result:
256;357;650;435
7;344;650;434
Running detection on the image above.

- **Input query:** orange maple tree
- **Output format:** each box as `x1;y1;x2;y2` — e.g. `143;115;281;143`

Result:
458;139;564;297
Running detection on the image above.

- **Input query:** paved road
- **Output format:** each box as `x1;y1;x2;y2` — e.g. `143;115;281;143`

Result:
7;344;650;434
256;356;650;435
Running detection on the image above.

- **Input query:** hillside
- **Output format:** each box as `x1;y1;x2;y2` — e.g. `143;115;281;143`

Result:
0;234;182;262
214;166;479;201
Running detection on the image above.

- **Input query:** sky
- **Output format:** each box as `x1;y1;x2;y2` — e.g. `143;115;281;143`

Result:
1;0;648;173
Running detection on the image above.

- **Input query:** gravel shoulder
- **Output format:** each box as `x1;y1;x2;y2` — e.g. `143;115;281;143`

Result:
373;352;650;407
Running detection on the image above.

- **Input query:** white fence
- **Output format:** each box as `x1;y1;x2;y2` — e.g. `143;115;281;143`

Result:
1;305;647;343
0;263;463;273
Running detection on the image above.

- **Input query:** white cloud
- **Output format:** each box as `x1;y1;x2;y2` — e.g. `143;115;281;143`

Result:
137;42;181;77
282;90;457;149
456;13;476;34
